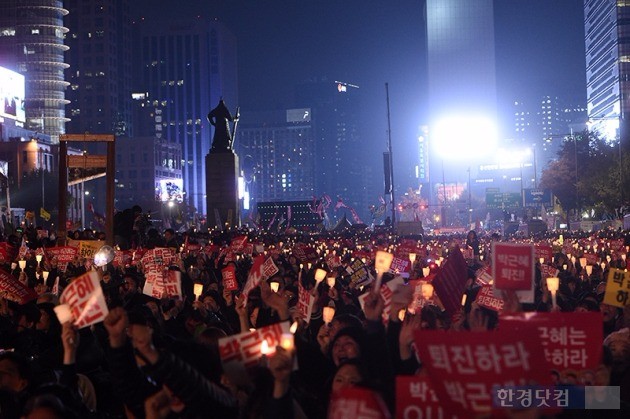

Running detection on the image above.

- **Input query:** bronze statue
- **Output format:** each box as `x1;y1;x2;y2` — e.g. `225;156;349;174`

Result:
207;99;239;153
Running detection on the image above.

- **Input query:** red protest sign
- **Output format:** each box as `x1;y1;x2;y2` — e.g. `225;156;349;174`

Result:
535;244;554;262
46;246;78;271
475;285;504;312
325;253;341;270
292;242;318;262
500;312;603;377
389;257;410;275
261;257;279;279
60;271;108;328
396;375;452;419
297;279;315;323
112;250;132;267
222;266;239;291
229;235;248;252
141;247;177;273
329;387;391;419
431;247;468;315
0;269;38;304
0;243;17;264
492;242;534;290
584;253;598;265
539;263;559;280
414;328;550;417
218;321;290;369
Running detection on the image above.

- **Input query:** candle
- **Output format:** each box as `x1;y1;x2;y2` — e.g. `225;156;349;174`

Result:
408;253;417;264
422;267;430;277
270;282;280;293
323;306;335;324
314;269;327;284
546;277;559;310
374;250;394;290
18;260;26;271
327;277;336;288
193;283;204;300
421;283;434;300
53;304;73;324
280;333;294;352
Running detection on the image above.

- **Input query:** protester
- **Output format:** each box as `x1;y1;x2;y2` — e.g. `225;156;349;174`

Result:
0;221;628;418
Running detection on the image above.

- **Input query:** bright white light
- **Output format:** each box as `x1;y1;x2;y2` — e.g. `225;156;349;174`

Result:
168;201;175;208
432;115;498;160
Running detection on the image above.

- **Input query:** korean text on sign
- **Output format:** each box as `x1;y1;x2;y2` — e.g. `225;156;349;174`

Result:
218;322;290;369
60;271;109;329
604;268;630;307
492;243;534;290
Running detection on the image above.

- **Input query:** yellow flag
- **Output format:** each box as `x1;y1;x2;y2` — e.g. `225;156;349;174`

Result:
40;207;51;221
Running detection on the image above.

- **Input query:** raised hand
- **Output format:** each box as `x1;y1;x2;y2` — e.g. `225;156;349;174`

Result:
103;307;128;348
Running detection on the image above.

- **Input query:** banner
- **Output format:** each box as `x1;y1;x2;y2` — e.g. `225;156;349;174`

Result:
501;312;603;379
492;242;534;290
0;269;38;304
60;271;108;328
396;375;455;419
218;321;290;369
68;239;105;260
414;328;550;416
603;268;630;307
432;247;468;315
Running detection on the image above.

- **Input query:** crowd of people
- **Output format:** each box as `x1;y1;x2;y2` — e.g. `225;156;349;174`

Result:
0;221;629;418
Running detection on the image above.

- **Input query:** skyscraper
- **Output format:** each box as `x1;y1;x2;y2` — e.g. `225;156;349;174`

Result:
584;0;628;141
134;18;238;215
0;0;70;142
294;78;368;222
65;0;132;137
236;108;316;209
425;0;498;185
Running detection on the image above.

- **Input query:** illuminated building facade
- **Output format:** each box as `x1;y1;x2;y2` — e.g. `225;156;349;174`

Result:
584;0;629;141
0;0;70;142
134;19;238;215
236;109;316;208
65;0;132;137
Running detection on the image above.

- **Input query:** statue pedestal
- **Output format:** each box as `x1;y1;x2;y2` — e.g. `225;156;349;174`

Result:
206;152;240;228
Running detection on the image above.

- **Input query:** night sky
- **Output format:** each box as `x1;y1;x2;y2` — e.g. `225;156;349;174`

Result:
131;0;586;188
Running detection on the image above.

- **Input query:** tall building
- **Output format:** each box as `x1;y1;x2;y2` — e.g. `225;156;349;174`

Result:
584;0;629;141
425;0;498;189
64;0;132;137
134;18;238;215
236;108;316;209
511;96;587;171
0;0;70;142
294;78;368;222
